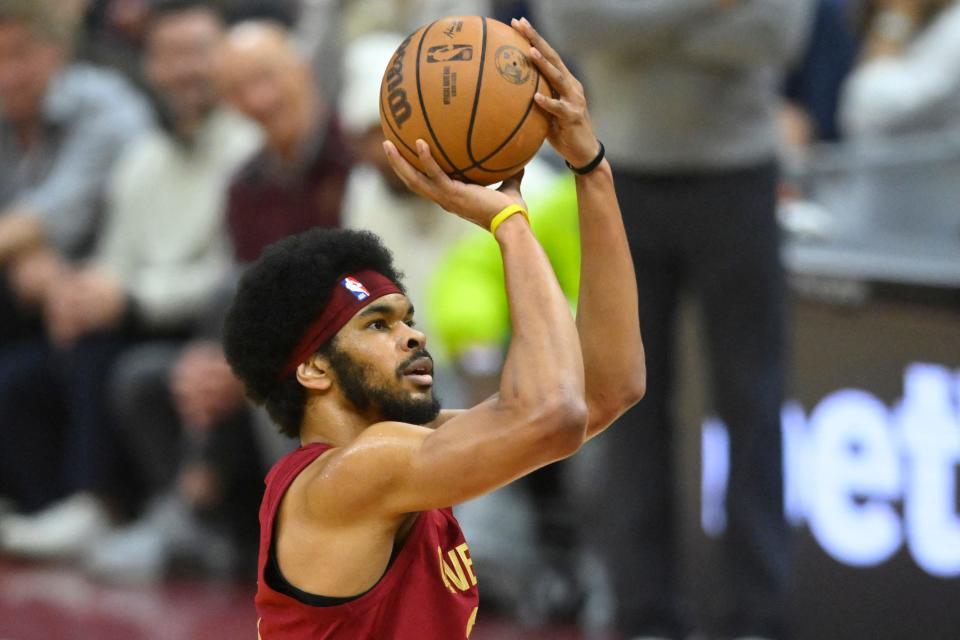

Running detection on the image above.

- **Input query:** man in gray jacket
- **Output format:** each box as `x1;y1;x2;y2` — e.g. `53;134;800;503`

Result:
533;2;814;638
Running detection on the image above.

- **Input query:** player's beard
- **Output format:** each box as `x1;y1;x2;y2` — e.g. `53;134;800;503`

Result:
327;344;441;425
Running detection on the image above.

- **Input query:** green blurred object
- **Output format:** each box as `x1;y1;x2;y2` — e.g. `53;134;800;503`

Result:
428;174;581;359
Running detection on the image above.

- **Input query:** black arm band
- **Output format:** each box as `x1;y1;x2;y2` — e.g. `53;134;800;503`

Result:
565;140;605;175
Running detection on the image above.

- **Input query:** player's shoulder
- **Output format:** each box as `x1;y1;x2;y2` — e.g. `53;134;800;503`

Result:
340;420;436;461
429;409;465;428
298;423;427;479
293;422;432;520
346;411;467;446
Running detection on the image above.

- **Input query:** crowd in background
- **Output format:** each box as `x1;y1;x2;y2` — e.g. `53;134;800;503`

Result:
0;0;958;639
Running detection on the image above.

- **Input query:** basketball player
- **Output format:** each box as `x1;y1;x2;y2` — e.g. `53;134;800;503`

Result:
222;18;644;638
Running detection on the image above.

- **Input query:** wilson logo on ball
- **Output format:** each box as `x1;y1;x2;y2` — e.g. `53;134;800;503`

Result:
379;16;550;186
427;44;474;63
385;34;414;127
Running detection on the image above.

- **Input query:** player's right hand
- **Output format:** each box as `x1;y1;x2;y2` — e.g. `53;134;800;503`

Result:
383;139;527;231
512;17;600;171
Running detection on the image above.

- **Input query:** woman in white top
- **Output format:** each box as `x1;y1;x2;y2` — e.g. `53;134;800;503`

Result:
842;0;960;137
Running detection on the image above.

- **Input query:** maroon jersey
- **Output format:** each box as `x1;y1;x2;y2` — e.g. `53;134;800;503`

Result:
256;443;480;639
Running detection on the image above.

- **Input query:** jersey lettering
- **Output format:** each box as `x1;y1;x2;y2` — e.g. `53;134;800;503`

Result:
438;541;477;593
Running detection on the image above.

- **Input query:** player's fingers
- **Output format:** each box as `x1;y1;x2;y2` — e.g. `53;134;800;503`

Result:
414;139;467;210
533;91;573;118
382;140;412;183
415;139;449;183
512;17;567;73
383;141;436;197
498;170;525;200
382;140;416;183
499;169;524;192
528;46;566;94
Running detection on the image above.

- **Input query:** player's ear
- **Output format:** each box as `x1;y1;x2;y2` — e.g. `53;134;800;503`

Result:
296;355;333;391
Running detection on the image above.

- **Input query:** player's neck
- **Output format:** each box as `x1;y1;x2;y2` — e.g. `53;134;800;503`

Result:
299;392;380;448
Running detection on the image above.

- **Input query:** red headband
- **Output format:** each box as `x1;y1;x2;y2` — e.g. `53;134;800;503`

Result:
279;270;402;380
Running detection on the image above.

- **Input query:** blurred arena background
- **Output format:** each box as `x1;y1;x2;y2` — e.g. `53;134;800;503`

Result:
0;1;958;639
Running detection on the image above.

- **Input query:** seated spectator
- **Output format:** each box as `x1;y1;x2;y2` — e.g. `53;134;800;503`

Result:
74;0;299;89
841;0;960;138
0;0;150;345
75;19;352;580
217;20;350;262
81;0;265;583
0;0;259;562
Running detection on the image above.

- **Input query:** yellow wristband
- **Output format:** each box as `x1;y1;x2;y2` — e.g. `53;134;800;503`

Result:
489;204;529;236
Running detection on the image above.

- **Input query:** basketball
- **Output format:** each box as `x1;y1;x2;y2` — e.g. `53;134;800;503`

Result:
379;16;550;186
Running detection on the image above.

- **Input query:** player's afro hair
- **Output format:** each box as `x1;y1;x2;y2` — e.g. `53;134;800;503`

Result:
223;228;405;438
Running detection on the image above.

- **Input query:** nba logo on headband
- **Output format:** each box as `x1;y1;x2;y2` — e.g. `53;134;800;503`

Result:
278;270;401;380
342;276;371;300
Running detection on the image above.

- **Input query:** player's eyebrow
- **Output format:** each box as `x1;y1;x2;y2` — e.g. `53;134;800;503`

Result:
358;304;394;318
358;301;414;318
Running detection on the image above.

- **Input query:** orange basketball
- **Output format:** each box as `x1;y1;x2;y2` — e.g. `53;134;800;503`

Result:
379;16;550;186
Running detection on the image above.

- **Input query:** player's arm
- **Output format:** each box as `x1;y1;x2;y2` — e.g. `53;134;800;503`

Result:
309;140;587;518
516;18;646;440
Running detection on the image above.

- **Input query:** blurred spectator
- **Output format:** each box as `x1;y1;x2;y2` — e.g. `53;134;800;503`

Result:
783;0;861;146
339;0;490;42
294;0;342;100
72;0;260;581
74;0;298;87
74;20;353;579
0;0;150;344
222;0;298;25
0;0;260;564
55;0;259;346
840;0;960;138
534;2;814;638
778;0;859;240
217;20;350;262
76;0;152;85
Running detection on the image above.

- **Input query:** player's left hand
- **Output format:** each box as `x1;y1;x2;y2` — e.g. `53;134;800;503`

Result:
383;138;526;230
512;17;600;169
